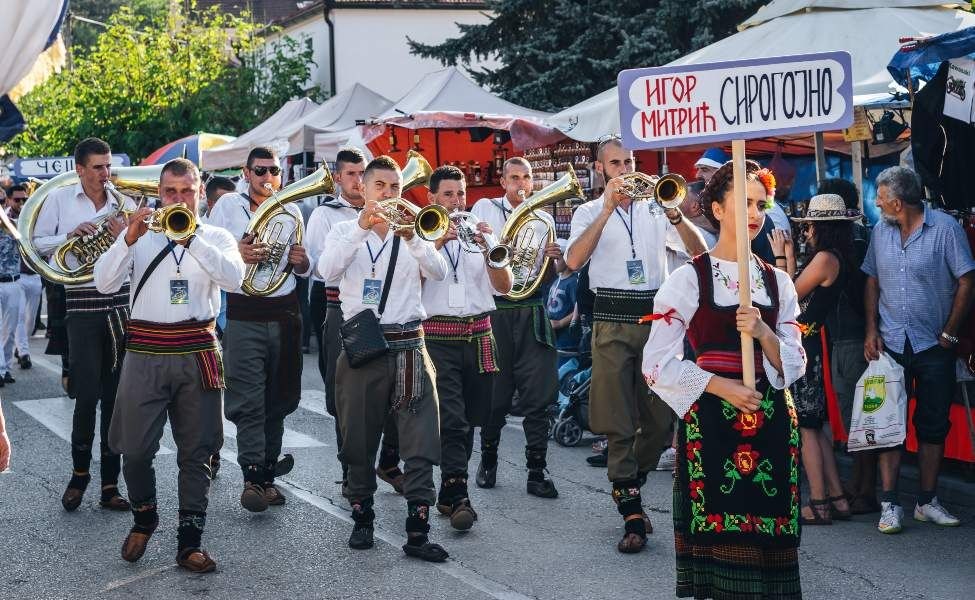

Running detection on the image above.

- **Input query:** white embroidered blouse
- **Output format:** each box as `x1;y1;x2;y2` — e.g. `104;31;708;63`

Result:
641;255;806;418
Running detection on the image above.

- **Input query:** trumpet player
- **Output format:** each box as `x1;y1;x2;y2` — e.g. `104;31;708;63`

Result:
565;136;706;553
206;147;311;512
95;158;245;573
33;137;134;513
421;166;512;530
470;157;562;499
317;156;450;561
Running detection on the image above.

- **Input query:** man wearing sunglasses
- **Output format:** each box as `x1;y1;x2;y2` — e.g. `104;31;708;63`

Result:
6;185;43;371
207;147;311;513
0;186;23;386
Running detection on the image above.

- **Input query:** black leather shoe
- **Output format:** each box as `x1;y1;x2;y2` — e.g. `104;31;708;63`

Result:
18;355;31;370
527;477;559;499
475;460;496;489
348;524;374;549
2;372;14;384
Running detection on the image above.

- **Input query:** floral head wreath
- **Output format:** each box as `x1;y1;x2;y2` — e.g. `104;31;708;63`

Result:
756;168;776;200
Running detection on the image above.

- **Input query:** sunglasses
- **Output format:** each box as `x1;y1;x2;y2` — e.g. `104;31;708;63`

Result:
250;166;281;177
12;197;26;203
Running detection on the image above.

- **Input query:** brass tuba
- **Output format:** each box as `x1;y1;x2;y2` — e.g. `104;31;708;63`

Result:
240;165;335;296
618;172;687;209
499;166;583;300
18;165;162;285
401;149;432;192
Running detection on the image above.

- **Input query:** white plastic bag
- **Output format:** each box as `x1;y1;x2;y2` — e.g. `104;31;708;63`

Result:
848;352;908;452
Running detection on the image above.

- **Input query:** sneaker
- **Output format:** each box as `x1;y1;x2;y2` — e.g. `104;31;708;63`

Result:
877;501;904;534
656;447;677;471
914;497;961;527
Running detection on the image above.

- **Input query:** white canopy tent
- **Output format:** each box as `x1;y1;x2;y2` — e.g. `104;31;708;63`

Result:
294;83;391;155
547;0;975;142
200;97;320;170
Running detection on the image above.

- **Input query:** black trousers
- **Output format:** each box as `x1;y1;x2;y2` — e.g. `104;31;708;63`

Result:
66;312;122;484
310;281;328;385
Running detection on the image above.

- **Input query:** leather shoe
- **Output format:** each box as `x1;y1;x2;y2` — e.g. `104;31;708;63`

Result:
348;524;374;549
449;500;477;531
2;372;14;384
527;477;558;499
100;494;131;511
61;487;85;511
176;548;217;573
475;460;496;489
240;482;268;512
121;527;156;563
265;484;286;506
376;466;405;494
18;355;31;370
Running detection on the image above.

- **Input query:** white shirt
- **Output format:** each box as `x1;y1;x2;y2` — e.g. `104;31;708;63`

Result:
566;195;683;291
471;196;554;292
32;182;137;289
205;192;310;297
305;194;360;285
319;220;448;324
641;256;805;418
93;224;245;323
422;240;500;318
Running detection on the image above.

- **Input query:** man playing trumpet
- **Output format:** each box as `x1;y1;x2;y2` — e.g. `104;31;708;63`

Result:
421;165;512;530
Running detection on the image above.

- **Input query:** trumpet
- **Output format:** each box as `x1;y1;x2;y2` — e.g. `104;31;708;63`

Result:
374;198;451;241
450;211;510;268
144;203;196;242
618;172;687;209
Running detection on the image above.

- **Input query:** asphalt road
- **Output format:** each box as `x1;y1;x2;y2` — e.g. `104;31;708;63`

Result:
1;336;972;600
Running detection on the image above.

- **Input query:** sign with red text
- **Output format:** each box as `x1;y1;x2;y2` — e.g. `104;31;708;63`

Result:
617;52;854;150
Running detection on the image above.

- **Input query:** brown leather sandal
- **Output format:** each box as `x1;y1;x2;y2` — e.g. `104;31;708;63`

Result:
828;495;852;520
800;498;833;525
100;486;131;511
176;548;217;573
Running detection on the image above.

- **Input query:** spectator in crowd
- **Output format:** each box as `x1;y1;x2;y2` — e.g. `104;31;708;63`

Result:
693;148;728;183
818;177;877;514
773;194;860;524
546;254;580;368
863;166;975;533
0;187;22;386
203;176;235;219
679;180;716;250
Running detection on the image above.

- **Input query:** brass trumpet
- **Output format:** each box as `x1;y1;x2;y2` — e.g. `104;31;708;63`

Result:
618;172;687;209
374;198;451;241
144;203;196;242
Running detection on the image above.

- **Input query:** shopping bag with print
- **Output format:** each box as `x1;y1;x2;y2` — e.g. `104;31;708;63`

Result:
848;352;907;452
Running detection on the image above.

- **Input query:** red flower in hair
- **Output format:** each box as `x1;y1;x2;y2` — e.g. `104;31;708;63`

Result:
756;168;776;198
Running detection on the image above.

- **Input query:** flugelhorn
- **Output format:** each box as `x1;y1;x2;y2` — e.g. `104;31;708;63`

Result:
19;165;163;285
499;166;583;300
374;198;451;241
241;165;335;296
450;211;510;268
618;172;687;209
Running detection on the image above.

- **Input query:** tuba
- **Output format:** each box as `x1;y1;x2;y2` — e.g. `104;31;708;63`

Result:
401;149;432;192
618;172;687;209
240;165;335;296
499;166;583;300
18;165;162;285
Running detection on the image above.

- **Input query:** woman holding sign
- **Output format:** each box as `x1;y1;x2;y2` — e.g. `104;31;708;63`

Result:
641;161;806;599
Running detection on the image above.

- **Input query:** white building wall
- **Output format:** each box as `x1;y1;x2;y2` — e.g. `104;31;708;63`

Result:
268;8;499;101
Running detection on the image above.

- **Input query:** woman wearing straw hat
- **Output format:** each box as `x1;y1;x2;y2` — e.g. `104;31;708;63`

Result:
771;193;862;525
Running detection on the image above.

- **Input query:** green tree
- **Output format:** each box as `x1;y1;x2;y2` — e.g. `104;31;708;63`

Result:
11;5;325;161
408;0;765;111
67;0;171;53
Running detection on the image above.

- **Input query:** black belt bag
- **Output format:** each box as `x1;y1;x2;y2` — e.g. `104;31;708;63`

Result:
340;236;400;368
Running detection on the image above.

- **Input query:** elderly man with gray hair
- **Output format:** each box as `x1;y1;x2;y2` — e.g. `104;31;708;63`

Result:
863;166;975;534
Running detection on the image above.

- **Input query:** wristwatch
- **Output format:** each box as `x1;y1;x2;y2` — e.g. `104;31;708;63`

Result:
940;331;959;345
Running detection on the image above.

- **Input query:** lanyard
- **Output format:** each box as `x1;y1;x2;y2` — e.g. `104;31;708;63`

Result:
167;241;186;274
443;240;461;283
614;202;637;259
240;206;252;222
366;238;390;278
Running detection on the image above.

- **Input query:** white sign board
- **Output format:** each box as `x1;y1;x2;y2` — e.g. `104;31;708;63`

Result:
944;57;975;123
13;154;130;179
617;52;854;150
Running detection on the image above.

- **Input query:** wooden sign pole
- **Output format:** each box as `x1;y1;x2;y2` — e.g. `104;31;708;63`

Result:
732;139;756;390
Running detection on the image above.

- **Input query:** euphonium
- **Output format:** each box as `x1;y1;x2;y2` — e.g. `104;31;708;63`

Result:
618;172;687;209
499;166;583;300
451;211;510;268
401;149;432;192
18;165;163;285
374;198;451;241
144;203;196;242
241;165;335;296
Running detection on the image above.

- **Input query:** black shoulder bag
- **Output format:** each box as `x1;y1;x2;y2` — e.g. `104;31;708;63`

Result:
339;236;400;368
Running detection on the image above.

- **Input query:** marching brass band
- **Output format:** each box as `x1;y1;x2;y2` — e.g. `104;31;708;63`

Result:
15;135;709;571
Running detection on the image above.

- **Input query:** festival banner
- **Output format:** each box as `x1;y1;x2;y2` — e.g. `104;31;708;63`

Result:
617;52;854;150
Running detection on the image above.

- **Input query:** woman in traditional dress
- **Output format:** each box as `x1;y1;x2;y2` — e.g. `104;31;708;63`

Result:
642;160;806;600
